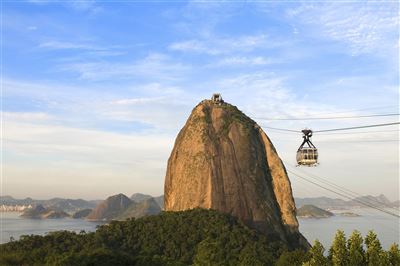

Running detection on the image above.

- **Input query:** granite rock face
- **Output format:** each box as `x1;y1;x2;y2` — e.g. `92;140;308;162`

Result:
164;100;308;249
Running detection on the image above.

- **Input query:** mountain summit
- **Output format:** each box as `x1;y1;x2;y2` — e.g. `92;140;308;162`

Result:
164;97;308;249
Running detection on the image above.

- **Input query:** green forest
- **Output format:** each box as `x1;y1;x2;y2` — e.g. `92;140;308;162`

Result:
0;209;398;266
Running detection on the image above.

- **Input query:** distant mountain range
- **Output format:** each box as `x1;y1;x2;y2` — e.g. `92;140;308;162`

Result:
295;194;399;210
1;193;164;221
0;196;99;213
3;193;397;220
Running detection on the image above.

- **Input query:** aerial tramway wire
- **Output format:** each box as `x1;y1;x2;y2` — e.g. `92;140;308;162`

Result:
317;129;400;135
256;113;400;121
287;164;399;212
317;139;399;143
261;126;300;133
293;176;400;234
287;169;400;218
260;122;400;134
305;105;398;116
314;122;400;133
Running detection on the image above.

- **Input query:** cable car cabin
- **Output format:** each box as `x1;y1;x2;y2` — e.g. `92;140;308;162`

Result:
296;129;318;166
296;147;318;166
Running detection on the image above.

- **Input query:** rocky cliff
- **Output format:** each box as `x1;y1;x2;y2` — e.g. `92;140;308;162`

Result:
164;99;308;249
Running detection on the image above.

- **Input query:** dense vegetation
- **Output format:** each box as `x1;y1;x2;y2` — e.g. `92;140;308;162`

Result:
0;209;398;266
0;209;283;265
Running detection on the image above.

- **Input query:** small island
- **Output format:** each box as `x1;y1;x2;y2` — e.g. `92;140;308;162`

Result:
339;212;361;217
297;205;334;218
20;205;69;219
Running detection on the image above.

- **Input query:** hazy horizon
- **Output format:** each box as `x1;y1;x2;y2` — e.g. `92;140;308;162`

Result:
2;190;398;203
3;2;399;201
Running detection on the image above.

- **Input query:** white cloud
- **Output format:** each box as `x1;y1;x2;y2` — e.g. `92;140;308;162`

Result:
3;112;54;122
169;40;218;54
61;53;190;81
214;72;370;131
286;2;398;56
212;56;274;67
169;34;282;55
28;0;102;14
4;78;193;132
111;97;166;106
39;41;100;50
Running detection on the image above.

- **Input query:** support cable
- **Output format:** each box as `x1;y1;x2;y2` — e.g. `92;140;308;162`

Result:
256;113;399;121
287;164;399;212
287;169;400;218
260;122;400;134
314;122;400;133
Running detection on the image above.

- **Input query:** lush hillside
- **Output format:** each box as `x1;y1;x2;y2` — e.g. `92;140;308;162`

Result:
0;209;284;265
297;205;334;218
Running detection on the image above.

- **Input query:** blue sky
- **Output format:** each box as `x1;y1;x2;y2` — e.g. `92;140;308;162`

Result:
3;1;399;200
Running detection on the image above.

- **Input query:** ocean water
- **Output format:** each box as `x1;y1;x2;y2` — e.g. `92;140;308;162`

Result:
1;209;398;249
0;212;102;244
299;208;400;249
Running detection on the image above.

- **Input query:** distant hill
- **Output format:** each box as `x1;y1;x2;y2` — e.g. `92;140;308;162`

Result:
295;197;347;209
20;205;69;219
154;195;164;209
117;198;161;220
130;193;164;209
295;194;397;209
296;205;334;218
42;210;69;219
72;208;92;219
42;198;97;212
349;194;393;207
86;194;132;221
86;193;162;221
130;193;153;202
20;205;47;219
0;196;97;213
1;196;35;206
